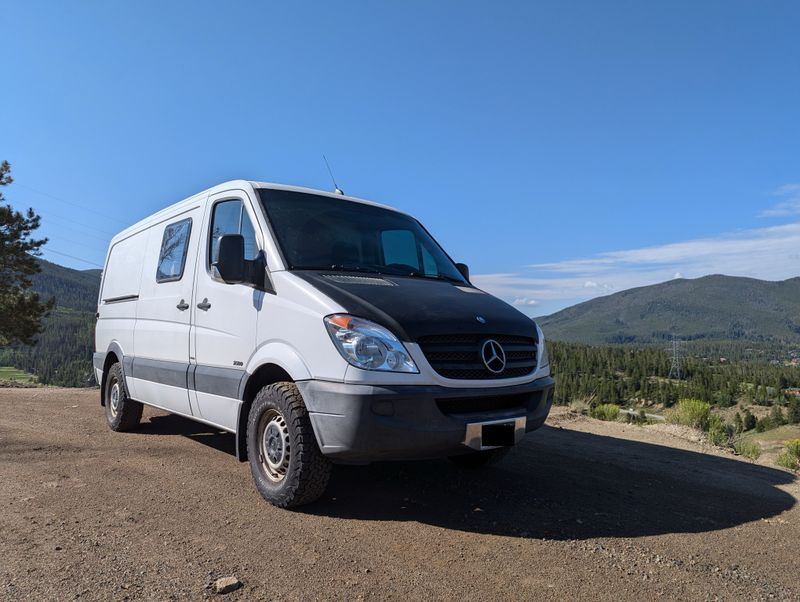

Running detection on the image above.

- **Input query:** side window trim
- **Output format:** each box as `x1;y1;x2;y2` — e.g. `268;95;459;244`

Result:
155;217;193;284
206;196;262;279
208;198;241;268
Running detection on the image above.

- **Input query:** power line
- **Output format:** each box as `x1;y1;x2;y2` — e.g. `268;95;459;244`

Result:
42;213;114;242
15;183;128;225
45;232;109;256
43;249;104;268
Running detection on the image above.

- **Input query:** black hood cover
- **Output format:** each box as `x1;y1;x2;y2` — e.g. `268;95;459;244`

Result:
294;271;538;343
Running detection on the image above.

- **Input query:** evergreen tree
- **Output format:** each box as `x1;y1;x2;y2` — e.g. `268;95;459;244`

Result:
770;405;786;426
742;409;757;431
788;398;800;424
0;161;54;345
733;411;744;434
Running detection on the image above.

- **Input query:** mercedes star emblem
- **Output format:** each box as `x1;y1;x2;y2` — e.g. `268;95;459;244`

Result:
481;339;506;373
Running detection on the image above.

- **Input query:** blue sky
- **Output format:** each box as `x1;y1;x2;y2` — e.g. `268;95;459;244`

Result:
2;1;799;316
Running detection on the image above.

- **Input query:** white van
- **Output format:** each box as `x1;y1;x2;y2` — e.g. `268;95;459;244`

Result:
94;180;554;507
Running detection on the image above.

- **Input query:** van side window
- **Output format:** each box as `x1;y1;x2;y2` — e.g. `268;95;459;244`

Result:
156;218;192;283
209;200;258;265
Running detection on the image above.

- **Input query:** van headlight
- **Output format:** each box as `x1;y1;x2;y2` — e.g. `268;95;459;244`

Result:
539;340;550;370
324;314;419;373
536;325;550;371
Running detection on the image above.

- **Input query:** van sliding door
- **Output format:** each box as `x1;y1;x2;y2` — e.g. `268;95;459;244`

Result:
131;203;205;416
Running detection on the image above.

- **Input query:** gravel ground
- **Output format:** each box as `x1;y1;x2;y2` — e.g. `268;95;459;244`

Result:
1;388;798;601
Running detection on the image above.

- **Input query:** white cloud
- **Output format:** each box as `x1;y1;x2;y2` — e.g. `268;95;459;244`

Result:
472;219;800;317
512;297;538;306
760;184;800;217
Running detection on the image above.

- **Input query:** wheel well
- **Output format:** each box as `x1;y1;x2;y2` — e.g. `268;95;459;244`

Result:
99;352;119;406
236;363;294;461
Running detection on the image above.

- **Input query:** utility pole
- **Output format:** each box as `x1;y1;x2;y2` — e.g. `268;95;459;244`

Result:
668;335;684;380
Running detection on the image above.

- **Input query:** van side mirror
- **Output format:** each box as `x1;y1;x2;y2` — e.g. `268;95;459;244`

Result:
456;262;470;281
214;234;246;284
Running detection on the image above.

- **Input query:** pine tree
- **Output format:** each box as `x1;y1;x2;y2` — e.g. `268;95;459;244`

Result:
0;161;54;345
770;405;786;427
742;409;757;431
788;398;800;424
733;411;744;434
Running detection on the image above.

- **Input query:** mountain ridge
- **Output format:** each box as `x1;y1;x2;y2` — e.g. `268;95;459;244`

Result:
537;274;800;346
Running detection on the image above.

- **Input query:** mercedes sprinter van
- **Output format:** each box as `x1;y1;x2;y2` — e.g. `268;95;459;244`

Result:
94;181;554;507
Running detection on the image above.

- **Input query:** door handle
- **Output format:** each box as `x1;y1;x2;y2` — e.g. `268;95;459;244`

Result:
197;298;212;311
176;299;189;311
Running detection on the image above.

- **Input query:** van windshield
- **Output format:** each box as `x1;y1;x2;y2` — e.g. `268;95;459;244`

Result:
257;189;466;283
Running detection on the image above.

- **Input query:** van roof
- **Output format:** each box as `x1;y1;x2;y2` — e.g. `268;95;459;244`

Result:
108;179;404;245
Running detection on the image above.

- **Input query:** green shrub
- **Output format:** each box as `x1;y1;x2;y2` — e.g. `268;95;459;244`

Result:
785;439;800;458
706;414;731;447
770;405;786;427
624;409;650;425
665;399;711;431
775;439;800;470
776;450;799;471
755;417;774;433
591;403;620;421
569;399;591;415
733;439;762;461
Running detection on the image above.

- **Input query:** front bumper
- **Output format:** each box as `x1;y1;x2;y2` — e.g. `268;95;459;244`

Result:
297;376;554;462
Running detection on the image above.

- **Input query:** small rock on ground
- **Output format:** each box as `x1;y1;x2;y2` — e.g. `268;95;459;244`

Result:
213;576;242;595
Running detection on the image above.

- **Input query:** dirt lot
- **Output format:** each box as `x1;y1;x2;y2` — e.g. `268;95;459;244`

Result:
1;388;798;601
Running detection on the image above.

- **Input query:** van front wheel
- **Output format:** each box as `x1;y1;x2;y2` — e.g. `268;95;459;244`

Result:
247;383;331;508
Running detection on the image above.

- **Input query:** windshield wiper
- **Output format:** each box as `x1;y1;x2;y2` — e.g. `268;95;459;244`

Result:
396;270;464;284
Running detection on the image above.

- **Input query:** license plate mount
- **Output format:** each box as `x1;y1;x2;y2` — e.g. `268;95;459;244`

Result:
464;416;526;450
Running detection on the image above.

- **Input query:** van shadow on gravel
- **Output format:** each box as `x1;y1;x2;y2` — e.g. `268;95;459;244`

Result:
137;415;796;541
139;414;237;456
304;426;797;541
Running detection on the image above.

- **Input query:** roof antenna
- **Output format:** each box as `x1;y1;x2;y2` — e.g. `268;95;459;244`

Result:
323;155;344;195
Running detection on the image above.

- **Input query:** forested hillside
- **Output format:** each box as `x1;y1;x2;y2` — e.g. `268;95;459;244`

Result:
0;259;100;386
549;340;800;409
32;261;101;312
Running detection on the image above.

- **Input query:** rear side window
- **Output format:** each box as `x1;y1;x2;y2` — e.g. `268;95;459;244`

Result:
209;199;258;265
156;218;192;283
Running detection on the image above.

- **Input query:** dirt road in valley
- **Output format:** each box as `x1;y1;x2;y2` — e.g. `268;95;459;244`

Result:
1;388;797;601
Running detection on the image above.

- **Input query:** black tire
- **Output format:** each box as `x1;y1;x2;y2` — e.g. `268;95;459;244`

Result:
247;382;331;508
104;362;143;432
448;447;512;468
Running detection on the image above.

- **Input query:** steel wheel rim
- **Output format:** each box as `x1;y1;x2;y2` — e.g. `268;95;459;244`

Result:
259;409;290;482
109;381;120;418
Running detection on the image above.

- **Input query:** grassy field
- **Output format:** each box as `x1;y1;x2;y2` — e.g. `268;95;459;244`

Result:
0;366;38;384
742;424;800;452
